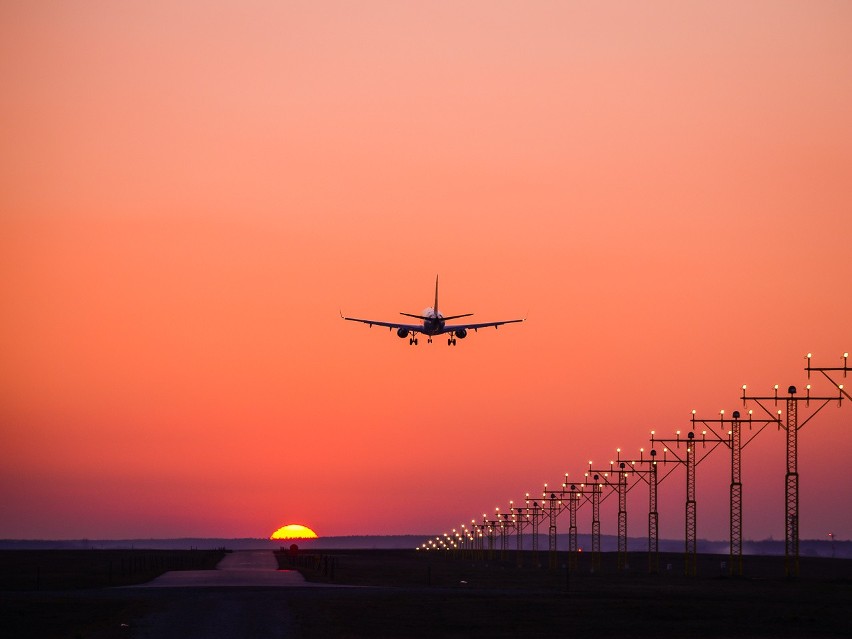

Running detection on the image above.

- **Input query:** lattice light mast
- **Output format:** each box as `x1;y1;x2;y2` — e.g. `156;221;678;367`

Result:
588;459;629;570
494;507;511;561
583;464;605;571
728;411;743;576
686;433;696;575
525;493;543;567
509;500;526;567
509;494;544;567
481;512;499;561
472;519;485;559
538;486;561;570
645;450;659;574
457;524;473;559
690;408;780;576
554;477;601;571
623;447;662;573
650;427;723;576
559;476;583;571
741;379;844;577
617;463;627;569
564;478;579;567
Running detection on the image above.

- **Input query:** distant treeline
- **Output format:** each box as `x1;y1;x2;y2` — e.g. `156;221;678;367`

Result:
0;538;267;551
0;536;427;551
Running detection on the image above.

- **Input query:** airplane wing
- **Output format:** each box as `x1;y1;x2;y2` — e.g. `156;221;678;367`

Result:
441;318;525;333
340;313;422;333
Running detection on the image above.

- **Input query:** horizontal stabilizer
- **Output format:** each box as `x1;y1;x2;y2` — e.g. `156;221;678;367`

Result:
400;312;474;322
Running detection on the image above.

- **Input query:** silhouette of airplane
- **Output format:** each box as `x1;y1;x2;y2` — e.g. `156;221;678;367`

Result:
341;276;524;345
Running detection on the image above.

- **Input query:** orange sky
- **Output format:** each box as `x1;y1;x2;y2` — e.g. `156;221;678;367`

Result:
1;1;851;542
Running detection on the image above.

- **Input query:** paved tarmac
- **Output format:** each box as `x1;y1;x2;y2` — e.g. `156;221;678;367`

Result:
134;549;315;588
124;550;339;638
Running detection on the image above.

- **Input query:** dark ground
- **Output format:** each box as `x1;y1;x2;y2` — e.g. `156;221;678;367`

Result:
2;549;851;638
0;549;226;591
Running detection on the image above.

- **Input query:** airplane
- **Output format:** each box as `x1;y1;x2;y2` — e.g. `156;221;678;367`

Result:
341;276;524;345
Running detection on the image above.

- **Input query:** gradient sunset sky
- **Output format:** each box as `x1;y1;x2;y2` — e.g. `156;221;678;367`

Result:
2;1;850;542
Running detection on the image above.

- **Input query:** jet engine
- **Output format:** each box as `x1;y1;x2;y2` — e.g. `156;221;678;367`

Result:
397;328;410;338
455;328;467;339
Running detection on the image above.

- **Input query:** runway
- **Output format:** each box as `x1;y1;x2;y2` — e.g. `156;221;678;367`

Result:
122;550;346;638
133;549;320;588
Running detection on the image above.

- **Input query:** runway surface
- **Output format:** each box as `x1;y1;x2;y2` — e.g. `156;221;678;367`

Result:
133;549;315;588
124;550;342;638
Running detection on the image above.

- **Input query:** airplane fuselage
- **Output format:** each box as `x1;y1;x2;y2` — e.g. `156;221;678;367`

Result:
419;308;444;335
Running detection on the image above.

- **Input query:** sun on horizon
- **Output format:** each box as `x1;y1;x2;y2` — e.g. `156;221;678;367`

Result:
270;524;318;540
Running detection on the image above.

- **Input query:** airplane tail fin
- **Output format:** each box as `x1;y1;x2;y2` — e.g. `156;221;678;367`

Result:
435;275;473;320
398;276;473;321
434;275;439;316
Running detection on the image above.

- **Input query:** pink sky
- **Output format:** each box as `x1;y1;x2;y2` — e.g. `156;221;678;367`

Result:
1;1;851;542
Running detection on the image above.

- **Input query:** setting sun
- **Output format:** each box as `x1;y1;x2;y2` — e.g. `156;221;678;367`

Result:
270;524;318;540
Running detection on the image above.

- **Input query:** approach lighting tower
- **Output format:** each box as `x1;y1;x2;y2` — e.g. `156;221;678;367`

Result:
525;494;543;567
557;476;597;571
587;459;630;570
535;484;562;569
651;427;725;576
582;464;607;571
509;500;527;567
547;488;560;569
495;508;513;561
690;409;780;576
741;377;844;577
471;519;485;559
481;513;499;561
621;448;663;573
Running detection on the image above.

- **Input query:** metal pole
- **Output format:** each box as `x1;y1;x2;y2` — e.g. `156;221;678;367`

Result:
785;388;799;577
685;431;697;576
617;463;628;570
730;412;743;576
649;453;659;574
